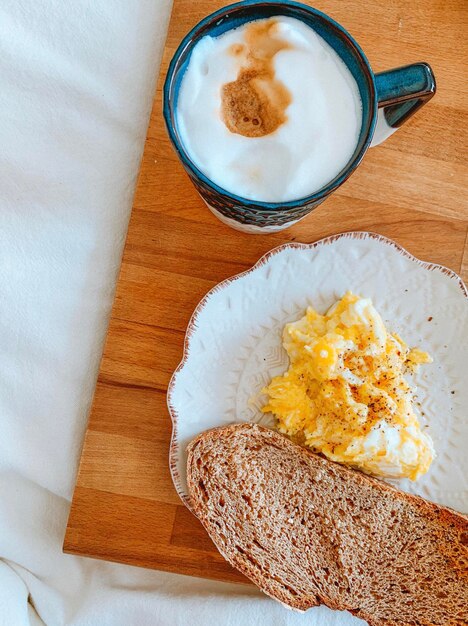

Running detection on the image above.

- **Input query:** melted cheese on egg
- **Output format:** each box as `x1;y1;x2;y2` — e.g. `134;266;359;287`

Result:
262;292;434;480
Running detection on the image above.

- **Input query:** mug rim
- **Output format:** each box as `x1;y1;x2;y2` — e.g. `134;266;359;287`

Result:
163;0;378;212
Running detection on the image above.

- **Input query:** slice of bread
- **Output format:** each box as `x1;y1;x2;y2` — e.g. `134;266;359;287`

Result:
186;423;468;625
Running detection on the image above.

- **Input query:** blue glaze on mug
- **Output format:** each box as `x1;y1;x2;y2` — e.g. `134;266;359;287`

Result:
375;63;436;128
163;0;435;232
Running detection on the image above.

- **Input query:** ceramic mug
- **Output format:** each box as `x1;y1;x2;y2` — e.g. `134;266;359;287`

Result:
163;0;435;234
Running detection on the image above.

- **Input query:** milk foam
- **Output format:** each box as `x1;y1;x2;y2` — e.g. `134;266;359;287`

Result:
177;17;362;203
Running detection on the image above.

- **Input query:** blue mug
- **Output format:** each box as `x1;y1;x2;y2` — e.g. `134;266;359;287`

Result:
163;0;435;233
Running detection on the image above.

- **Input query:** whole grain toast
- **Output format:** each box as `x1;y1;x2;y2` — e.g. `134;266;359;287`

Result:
186;423;468;625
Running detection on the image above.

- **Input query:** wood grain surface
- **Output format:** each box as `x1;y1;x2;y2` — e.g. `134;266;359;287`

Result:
64;0;468;584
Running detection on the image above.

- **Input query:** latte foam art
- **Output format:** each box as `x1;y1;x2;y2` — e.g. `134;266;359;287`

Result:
221;19;292;138
177;17;362;202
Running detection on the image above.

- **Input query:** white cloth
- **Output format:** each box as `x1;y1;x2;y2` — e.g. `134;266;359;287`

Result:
0;2;362;624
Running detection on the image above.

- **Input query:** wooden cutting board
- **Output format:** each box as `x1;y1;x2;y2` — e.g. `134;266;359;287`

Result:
64;0;468;583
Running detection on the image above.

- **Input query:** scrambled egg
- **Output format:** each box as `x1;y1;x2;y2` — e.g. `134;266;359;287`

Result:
262;292;434;480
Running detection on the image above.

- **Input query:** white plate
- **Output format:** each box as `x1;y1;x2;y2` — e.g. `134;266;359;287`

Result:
167;232;468;514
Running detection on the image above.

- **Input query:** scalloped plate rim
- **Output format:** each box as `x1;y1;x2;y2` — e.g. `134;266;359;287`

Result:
166;231;467;510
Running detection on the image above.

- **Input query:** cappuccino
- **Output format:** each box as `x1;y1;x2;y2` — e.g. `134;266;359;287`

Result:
177;16;362;202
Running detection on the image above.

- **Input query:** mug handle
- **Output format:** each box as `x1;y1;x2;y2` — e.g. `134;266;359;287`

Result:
370;62;436;146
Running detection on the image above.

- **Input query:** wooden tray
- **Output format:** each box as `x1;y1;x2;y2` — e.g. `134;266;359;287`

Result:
64;0;468;583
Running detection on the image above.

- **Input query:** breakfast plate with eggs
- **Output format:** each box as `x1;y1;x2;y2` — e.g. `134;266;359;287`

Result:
167;232;468;513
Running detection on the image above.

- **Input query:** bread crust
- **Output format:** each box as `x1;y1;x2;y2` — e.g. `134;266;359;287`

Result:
186;423;468;626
